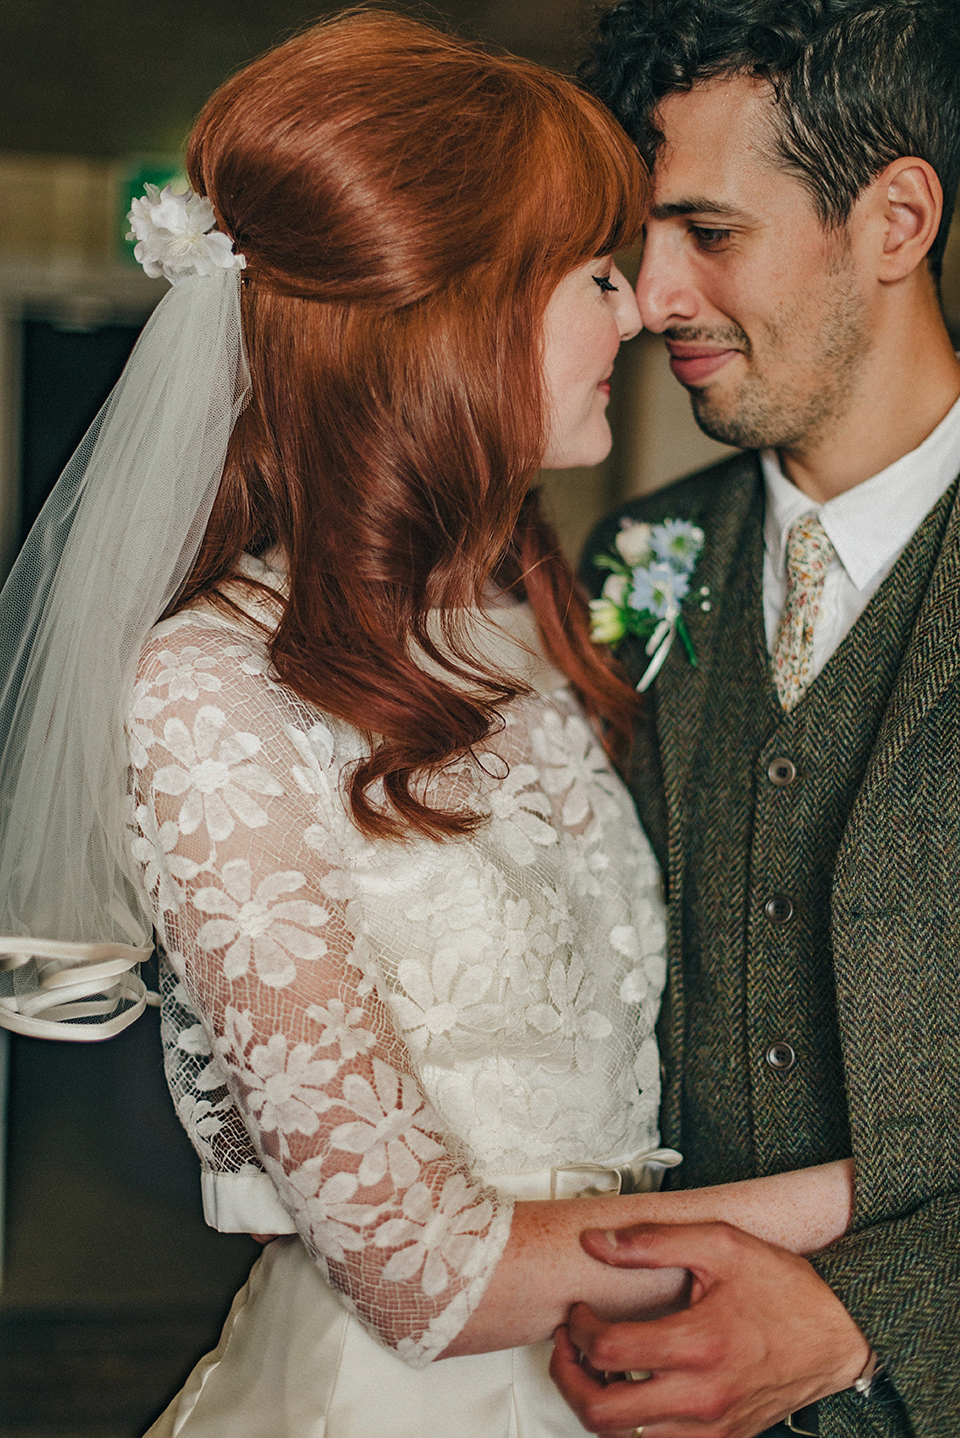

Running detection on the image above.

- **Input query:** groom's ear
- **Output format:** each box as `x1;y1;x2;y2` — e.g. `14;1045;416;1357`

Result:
870;157;943;282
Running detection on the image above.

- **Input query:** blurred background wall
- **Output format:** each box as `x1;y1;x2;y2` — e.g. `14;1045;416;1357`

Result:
2;3;960;1435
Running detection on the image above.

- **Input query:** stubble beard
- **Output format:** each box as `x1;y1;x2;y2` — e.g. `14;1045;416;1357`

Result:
682;265;870;454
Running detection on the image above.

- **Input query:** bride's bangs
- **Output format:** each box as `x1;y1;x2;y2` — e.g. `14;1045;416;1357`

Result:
519;82;650;278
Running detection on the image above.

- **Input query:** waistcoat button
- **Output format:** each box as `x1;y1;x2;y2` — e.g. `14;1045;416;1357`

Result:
767;757;798;787
765;1041;797;1071
764;894;795;925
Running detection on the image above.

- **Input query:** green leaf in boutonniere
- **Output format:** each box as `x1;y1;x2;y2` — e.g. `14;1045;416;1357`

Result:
589;518;709;691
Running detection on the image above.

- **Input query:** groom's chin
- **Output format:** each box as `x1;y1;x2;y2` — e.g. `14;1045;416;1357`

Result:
687;392;762;450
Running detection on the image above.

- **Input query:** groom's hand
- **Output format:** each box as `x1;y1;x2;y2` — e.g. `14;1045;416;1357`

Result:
549;1220;870;1437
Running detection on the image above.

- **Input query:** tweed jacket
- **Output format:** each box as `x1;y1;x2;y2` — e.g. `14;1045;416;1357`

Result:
584;451;960;1438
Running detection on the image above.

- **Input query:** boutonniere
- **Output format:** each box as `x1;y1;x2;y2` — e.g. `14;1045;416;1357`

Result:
589;518;710;691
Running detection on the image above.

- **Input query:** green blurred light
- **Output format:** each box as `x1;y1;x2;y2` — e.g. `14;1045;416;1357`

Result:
118;161;187;264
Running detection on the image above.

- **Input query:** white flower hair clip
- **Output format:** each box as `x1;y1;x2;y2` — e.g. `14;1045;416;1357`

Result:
126;183;246;285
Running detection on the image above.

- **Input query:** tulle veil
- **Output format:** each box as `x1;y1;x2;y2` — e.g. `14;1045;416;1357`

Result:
0;262;249;1039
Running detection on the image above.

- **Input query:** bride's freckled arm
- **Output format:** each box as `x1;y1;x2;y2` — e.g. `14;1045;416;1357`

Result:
442;1158;853;1356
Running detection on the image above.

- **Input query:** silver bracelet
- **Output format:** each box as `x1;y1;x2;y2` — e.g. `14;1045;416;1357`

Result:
852;1348;882;1398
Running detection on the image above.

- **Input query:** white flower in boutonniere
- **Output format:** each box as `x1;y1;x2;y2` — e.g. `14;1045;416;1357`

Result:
614;521;653;567
127;184;246;285
589;517;708;691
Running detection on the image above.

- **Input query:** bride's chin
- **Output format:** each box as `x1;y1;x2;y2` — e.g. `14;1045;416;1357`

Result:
541;428;614;472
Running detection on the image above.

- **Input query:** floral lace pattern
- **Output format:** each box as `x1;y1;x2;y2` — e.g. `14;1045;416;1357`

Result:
128;602;666;1365
771;514;837;712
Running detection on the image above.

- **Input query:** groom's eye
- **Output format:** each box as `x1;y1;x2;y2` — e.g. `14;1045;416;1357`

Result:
691;226;732;252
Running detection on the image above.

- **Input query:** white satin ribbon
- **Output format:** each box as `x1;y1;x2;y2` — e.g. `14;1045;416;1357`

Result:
489;1146;683;1202
0;935;156;1040
199;1146;684;1235
636;615;678;693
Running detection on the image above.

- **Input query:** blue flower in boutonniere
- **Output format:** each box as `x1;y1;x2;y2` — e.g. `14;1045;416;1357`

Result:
589;517;708;691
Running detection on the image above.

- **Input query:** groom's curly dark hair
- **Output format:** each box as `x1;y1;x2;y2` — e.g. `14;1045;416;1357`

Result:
581;0;960;277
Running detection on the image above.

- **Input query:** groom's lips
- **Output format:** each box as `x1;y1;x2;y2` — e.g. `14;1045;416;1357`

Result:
666;342;741;385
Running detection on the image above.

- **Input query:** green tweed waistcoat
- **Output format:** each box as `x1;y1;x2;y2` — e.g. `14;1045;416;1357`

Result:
585;453;960;1438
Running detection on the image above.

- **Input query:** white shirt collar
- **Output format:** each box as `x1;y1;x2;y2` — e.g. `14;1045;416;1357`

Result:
762;387;960;590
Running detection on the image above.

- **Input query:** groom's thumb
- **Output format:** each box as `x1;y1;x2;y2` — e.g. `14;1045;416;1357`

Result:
580;1218;745;1277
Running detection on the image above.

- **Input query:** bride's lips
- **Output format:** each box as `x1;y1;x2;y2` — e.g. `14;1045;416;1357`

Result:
666;343;741;385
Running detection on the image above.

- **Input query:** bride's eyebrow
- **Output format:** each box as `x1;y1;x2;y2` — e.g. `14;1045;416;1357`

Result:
649;198;747;221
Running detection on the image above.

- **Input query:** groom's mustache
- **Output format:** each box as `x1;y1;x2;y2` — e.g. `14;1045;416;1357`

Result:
664;324;751;356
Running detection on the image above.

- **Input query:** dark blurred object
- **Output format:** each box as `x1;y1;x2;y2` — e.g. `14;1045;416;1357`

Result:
0;1014;260;1435
0;0;575;160
20;316;142;542
0;1305;234;1435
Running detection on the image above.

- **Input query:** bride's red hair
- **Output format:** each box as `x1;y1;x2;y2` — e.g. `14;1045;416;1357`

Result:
178;9;648;839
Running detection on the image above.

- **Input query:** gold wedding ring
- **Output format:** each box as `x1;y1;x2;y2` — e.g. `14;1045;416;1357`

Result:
626;1370;652;1382
630;1428;644;1437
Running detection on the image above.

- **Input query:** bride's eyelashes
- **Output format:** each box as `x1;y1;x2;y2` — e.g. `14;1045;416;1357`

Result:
593;274;619;292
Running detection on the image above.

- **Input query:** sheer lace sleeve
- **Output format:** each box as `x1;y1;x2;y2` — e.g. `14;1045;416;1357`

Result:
127;611;513;1367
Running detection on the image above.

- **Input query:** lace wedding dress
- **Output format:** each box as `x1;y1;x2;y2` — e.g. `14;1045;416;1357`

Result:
127;562;667;1438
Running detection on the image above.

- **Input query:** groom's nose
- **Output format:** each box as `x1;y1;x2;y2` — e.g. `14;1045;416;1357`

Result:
634;225;701;333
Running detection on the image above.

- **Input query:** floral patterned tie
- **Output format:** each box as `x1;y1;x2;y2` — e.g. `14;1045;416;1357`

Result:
771;514;836;712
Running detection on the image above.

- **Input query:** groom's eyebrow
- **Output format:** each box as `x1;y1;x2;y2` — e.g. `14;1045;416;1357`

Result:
649;198;747;221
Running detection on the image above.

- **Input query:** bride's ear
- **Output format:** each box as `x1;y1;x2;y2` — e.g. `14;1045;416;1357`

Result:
872;157;943;282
